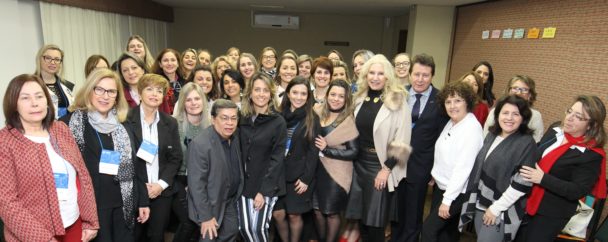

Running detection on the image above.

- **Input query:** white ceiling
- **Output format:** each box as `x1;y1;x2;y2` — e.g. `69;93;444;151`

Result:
153;0;485;16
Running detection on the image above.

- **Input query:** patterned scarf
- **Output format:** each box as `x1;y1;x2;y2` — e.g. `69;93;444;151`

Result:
68;110;136;228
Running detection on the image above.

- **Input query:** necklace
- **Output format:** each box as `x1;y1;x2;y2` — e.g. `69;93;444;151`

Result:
364;96;382;103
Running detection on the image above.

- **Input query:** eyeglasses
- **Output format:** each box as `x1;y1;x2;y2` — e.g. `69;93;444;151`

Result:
510;87;530;94
395;61;410;68
565;108;589;122
42;55;62;64
93;86;118;98
218;115;238;123
262;55;276;60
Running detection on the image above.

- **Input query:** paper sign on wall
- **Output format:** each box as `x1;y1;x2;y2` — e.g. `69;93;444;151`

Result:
502;29;513;39
527;28;540;38
542;27;557;38
491;30;501;39
482;30;490;39
514;28;525;39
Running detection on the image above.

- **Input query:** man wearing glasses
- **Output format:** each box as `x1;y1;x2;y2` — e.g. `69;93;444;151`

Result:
187;99;243;242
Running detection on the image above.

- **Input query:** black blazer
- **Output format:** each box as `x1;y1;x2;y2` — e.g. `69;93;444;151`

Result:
239;113;287;198
284;116;320;185
406;86;449;183
536;126;603;218
124;107;183;197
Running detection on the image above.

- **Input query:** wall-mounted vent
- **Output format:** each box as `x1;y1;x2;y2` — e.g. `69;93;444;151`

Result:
252;12;299;30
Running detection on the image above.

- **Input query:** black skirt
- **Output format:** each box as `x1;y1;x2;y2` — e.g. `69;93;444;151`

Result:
345;150;393;227
275;180;315;214
313;163;348;214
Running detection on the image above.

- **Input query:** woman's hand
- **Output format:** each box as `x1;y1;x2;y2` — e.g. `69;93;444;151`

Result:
438;203;451;219
295;179;309;195
138;207;150;223
81;229;98;242
482;209;498;226
146;183;163;199
315;136;327;151
254;193;265;211
520;163;544;184
374;168;390;190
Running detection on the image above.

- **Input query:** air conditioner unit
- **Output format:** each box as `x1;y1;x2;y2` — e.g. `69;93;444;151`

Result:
252;12;299;30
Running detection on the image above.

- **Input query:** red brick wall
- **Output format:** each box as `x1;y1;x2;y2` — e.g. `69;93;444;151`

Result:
449;0;608;148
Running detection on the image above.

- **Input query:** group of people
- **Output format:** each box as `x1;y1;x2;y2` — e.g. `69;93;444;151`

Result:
0;34;606;242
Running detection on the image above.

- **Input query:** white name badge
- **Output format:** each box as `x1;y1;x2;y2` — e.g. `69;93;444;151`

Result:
54;172;69;201
99;149;121;175
137;140;158;163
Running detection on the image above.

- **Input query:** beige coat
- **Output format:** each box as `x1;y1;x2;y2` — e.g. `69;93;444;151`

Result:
354;90;412;192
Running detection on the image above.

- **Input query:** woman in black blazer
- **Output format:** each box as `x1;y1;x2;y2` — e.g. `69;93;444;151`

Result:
517;95;607;242
273;76;320;242
238;73;287;242
124;74;183;242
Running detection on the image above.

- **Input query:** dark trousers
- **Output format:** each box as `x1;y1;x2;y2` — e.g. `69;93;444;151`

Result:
200;200;239;242
420;186;465;242
136;195;172;242
515;214;569;242
360;223;385;242
173;175;200;242
95;207;134;242
390;180;428;242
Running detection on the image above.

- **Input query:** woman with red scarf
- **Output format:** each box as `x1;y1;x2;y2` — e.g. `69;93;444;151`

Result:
517;95;607;242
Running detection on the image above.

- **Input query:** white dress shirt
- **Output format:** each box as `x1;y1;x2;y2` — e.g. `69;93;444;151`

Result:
140;106;168;189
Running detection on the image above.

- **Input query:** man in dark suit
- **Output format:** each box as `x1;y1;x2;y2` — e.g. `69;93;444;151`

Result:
187;99;244;242
390;53;449;242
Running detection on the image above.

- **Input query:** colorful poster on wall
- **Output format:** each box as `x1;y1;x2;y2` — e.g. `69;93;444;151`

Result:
502;28;513;38
527;28;540;38
542;27;557;38
482;30;490;39
491;29;501;39
514;28;525;39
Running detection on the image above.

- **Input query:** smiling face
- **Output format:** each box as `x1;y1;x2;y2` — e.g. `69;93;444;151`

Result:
184;90;204;116
251;79;271;112
279;59;297;85
18;81;48;127
261;50;276;70
198;51;211;66
228;50;239;62
223;75;241;99
298;61;311;79
475;65;490;84
409;63;433;93
498;103;523;137
444;94;468;123
238;56;255;80
563;101;590;137
314;66;332;88
332;66;346;80
328;52;341;61
121;58;144;86
140;85;164;109
127;39;145;60
394;55;411;79
182;51;197;71
212;108;238;139
194;70;214;95
40;49;62;75
327;85;346;111
160;52;178;75
509;80;531;101
90;77;118;116
366;63;386;91
216;60;231;80
288;84;308;110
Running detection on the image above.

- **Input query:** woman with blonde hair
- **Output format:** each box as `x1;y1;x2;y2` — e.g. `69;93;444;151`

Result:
62;68;150;241
34;44;75;119
350;49;374;92
171;82;211;241
226;47;241;63
297;54;313;79
238;53;259;86
211;55;234;94
347;54;412;242
393;53;411;86
332;60;351;83
126;35;155;70
238;73;287;242
197;49;212;66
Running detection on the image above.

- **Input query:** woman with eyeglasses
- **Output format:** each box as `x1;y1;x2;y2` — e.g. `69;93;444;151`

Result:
124;74;183;242
393;53;411;86
61;68;150;241
0;74;99;241
259;47;278;78
483;75;544;142
515;95;606;242
34;44;75;119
